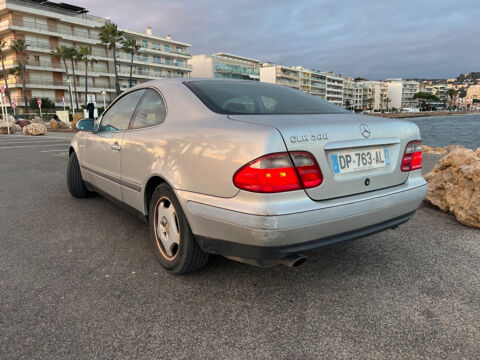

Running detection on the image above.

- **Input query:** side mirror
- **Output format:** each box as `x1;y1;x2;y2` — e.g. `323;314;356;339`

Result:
76;119;94;131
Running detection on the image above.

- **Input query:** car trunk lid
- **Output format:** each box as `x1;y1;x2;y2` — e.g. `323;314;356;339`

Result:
228;113;420;200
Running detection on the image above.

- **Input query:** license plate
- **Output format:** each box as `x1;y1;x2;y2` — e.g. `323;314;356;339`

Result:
331;147;390;174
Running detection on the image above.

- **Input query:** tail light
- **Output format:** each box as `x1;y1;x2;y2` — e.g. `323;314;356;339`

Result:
233;152;323;193
401;140;422;172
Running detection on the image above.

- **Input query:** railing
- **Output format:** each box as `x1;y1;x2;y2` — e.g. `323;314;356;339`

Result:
138;45;191;57
24;59;109;73
8;19;99;40
2;0;109;23
0;77;113;89
116;54;192;69
213;63;259;76
21;40;110;58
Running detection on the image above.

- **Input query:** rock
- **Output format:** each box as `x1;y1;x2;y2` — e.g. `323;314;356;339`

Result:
57;120;70;129
424;147;480;228
17;119;30;128
422;145;434;153
8;115;16;123
14;124;21;132
50;119;58;129
22;123;47;136
30;116;43;124
71;117;79;131
0;120;15;134
432;147;448;155
444;145;465;153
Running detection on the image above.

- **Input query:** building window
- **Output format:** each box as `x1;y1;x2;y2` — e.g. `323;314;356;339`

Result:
177;59;183;67
142;39;148;48
164;44;170;52
142;54;149;62
165;58;171;65
176;47;183;54
153;55;161;64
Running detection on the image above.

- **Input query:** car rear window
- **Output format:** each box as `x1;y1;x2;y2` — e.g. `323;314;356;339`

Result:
184;80;348;115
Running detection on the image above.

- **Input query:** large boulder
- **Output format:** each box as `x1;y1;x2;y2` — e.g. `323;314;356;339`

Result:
0;120;15;134
49;119;58;129
30;116;43;124
424;147;480;228
22;123;47;136
16;119;30;128
57;120;70;129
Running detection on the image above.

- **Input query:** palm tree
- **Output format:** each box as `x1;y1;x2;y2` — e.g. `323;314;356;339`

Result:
78;46;97;104
446;88;458;109
52;45;74;111
11;39;28;113
0;40;11;104
122;38;140;88
66;47;80;109
99;23;124;95
366;97;374;111
384;97;392;112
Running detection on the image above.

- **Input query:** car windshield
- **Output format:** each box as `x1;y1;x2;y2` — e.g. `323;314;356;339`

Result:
184;80;348;115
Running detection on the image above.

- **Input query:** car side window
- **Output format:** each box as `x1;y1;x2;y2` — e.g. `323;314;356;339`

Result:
98;90;145;132
130;89;167;129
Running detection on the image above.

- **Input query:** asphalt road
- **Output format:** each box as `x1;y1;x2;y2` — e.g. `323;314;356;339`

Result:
0;134;479;359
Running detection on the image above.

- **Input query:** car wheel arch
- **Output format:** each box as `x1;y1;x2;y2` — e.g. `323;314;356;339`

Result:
144;175;171;221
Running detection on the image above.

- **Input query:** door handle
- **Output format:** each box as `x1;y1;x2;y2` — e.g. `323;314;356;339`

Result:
111;142;121;151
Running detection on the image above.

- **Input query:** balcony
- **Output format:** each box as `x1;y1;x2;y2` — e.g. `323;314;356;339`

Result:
213;63;259;77
18;40;111;58
116;54;192;71
5;19;100;43
136;45;191;59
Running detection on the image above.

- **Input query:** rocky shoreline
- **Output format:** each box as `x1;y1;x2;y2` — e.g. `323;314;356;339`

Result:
422;144;480;228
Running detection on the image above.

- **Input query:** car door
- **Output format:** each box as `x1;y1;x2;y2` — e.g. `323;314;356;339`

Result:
121;89;167;212
83;89;145;200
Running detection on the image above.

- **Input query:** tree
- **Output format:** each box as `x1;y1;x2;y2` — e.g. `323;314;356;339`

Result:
345;99;352;110
0;40;11;104
384;97;392;112
52;45;74;112
366;97;374;110
29;97;55;114
122;38;140;88
446;88;458;109
66;47;80;110
11;39;28;113
413;92;440;111
99;23;124;95
78;46;97;104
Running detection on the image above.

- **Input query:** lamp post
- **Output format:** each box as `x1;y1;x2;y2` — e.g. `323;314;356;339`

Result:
101;91;106;110
67;79;74;115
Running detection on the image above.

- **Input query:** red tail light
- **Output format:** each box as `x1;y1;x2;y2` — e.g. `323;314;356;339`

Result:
233;152;323;193
401;140;422;172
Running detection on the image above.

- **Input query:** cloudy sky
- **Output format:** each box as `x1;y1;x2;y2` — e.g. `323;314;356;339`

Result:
78;0;480;80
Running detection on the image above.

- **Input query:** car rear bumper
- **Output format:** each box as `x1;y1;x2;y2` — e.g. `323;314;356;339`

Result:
176;174;427;261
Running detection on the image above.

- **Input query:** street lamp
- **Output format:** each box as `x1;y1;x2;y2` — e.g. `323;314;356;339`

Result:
101;91;106;110
67;78;74;115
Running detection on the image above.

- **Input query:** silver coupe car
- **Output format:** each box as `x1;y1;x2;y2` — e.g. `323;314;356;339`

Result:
68;78;427;273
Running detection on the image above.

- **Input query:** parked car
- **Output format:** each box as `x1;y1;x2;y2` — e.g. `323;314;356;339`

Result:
67;79;427;273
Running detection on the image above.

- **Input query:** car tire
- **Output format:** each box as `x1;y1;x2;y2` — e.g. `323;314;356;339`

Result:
67;152;94;198
149;183;209;274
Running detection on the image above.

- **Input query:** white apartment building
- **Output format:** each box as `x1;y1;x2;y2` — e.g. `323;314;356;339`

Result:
189;53;260;80
420;83;448;101
386;79;420;109
117;28;191;91
343;78;365;110
0;0;116;110
260;64;344;106
356;81;388;111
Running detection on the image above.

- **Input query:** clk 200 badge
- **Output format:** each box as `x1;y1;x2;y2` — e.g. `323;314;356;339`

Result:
290;133;329;143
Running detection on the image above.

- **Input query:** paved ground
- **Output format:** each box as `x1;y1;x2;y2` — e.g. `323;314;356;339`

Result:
0;134;479;359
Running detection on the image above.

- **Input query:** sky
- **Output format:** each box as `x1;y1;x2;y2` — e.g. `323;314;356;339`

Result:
77;0;480;80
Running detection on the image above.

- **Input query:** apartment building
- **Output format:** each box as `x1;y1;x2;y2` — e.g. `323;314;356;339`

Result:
466;84;480;100
420;83;449;101
189;53;260;80
260;64;344;106
0;0;116;110
386;79;420;109
356;81;388;111
117;28;191;91
343;78;365;110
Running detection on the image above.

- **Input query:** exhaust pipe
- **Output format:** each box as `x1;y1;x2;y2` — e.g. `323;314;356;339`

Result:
279;254;307;268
